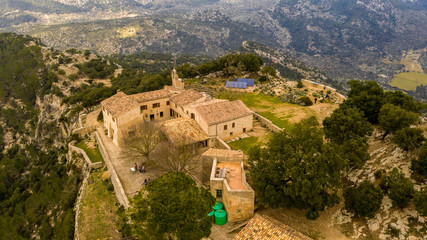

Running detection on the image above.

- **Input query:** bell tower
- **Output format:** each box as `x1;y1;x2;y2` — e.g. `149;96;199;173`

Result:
172;53;184;88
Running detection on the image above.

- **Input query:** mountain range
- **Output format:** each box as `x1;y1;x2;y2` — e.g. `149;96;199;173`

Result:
1;0;426;83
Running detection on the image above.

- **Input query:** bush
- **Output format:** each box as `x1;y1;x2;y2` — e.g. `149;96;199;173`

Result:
299;96;313;106
380;168;414;208
67;74;78;81
394;128;425;151
345;180;383;218
258;75;268;82
413;189;427;216
297;81;304;88
58;69;65;75
411;144;427;178
97;111;103;122
106;183;114;192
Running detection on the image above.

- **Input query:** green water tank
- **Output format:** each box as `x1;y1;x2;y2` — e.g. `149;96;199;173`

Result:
212;202;224;211
214;209;227;225
208;210;215;222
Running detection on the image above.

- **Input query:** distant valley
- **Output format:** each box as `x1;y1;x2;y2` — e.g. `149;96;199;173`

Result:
1;0;427;90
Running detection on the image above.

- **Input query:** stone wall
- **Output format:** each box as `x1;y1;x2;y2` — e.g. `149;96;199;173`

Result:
72;125;97;137
68;141;103;169
214;136;231;150
222;179;255;222
95;132;130;208
253;112;282;132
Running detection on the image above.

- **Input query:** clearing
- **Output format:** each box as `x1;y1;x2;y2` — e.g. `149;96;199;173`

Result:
238;93;338;130
390;72;427;91
76;169;121;240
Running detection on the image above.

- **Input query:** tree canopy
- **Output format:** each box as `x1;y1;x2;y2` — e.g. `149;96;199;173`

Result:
248;117;345;219
323;107;373;143
380;168;414;208
344;80;384;124
129;172;215;240
378;104;419;135
345;180;383;218
394;127;425;151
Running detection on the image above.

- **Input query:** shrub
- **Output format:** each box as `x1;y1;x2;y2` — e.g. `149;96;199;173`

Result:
299;96;313;106
97;111;103;122
106;183;114;192
345;180;383;218
258;75;268;82
380;168;414;208
297;81;304;88
84;50;91;57
413;189;427;216
411;144;427;178
58;69;66;75
67;74;78;81
394;128;425;151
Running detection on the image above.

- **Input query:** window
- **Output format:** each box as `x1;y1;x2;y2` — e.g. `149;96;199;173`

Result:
160;112;164;117
166;101;170;105
243;128;246;133
232;122;235;128
153;103;160;108
140;105;147;112
224;125;227;130
230;132;233;136
216;189;222;198
191;113;195;119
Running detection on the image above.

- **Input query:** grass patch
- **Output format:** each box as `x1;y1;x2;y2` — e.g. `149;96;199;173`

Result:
77;170;121;239
228;136;261;154
390;72;427;91
258;111;294;130
238;93;283;108
76;141;104;163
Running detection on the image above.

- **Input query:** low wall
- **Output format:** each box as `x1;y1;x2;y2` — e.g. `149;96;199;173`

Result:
253;112;282;133
68;141;103;169
72;125;97;137
95;131;130;208
215;136;231;150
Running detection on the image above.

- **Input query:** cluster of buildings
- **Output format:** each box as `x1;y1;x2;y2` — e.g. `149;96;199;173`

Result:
100;67;255;222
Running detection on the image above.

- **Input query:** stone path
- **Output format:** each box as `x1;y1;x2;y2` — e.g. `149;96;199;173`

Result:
96;128;163;198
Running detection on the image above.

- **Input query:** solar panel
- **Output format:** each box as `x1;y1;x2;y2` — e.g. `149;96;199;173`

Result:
237;78;255;86
226;81;247;89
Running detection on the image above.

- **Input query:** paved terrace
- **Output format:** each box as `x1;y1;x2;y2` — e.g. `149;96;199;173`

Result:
96;128;164;198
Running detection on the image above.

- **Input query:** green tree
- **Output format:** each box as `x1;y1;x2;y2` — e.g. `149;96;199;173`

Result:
248;117;345;219
411;144;427;178
323;107;373;143
378;104;419;135
129;172;215;240
384;90;420;112
394;128;425;151
345;180;383;218
340;137;370;168
380;168;414;208
413;189;427;216
344;80;384;123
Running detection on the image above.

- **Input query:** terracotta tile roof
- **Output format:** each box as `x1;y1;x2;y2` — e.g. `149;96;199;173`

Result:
164;85;185;93
170;89;204;107
100;92;139;118
161;118;209;144
202;148;245;160
195;100;253;125
185;99;226;108
129;89;172;103
234;214;312;240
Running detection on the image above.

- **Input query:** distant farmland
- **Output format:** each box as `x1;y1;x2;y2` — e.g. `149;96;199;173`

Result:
390;72;427;91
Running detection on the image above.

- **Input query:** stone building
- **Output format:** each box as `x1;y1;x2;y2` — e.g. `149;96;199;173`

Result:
100;68;254;147
202;148;255;222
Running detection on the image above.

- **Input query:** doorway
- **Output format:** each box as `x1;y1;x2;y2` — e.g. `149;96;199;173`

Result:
150;114;155;121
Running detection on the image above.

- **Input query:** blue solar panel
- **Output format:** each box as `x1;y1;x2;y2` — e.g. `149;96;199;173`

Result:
237;78;254;86
226;81;247;89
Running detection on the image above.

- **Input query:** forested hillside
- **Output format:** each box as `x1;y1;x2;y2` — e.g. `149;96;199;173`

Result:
0;33;81;239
